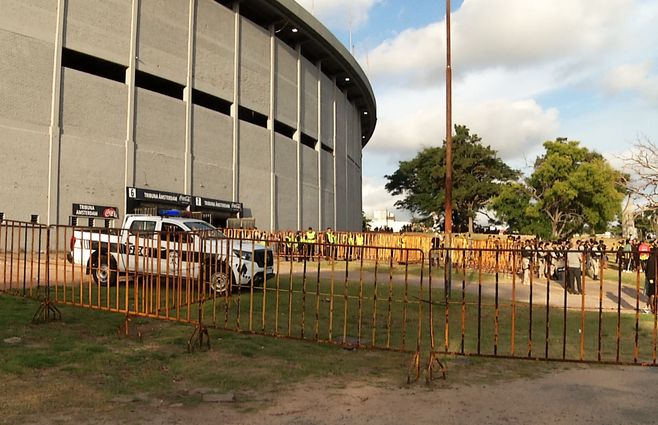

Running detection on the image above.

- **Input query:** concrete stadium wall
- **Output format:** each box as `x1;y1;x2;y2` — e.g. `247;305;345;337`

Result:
0;0;370;231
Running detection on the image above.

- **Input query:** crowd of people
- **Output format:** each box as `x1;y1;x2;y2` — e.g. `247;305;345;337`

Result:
279;227;366;262
234;226;658;313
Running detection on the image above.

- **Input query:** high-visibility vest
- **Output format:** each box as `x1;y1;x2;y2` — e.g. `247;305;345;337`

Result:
306;230;316;242
326;232;336;244
355;234;364;246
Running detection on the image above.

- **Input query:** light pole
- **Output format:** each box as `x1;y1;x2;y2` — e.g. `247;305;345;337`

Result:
444;0;453;236
443;0;453;301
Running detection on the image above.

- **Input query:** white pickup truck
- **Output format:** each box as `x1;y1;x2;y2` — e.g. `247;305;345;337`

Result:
67;214;275;293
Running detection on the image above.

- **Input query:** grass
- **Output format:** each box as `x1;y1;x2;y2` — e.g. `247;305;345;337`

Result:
30;263;658;366
0;293;416;422
0;288;642;423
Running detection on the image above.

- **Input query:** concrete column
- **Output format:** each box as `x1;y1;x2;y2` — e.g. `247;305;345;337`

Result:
331;77;337;230
183;0;196;195
46;0;66;225
269;25;276;231
295;44;302;230
316;61;322;230
231;2;240;203
124;0;139;216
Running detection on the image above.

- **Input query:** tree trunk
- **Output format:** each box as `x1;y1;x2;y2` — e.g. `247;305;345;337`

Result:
468;206;474;234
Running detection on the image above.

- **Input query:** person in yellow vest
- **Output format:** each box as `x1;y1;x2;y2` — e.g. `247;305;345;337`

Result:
305;227;317;260
284;232;293;261
346;233;355;261
324;227;336;260
398;234;406;264
295;230;304;262
340;232;348;260
355;232;365;260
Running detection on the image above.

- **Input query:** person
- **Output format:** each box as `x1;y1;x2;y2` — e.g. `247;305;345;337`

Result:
537;241;547;279
346;232;355;261
623;239;633;272
355;232;364;260
305;226;316;260
566;240;582;294
324;227;336;261
639;239;651;272
631;239;640;272
521;239;533;285
599;239;608;270
284;232;293;261
644;242;657;314
295;230;304;262
430;234;442;267
589;239;601;280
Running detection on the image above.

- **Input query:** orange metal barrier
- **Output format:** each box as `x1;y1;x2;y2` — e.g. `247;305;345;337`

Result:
429;247;658;366
1;218;655;381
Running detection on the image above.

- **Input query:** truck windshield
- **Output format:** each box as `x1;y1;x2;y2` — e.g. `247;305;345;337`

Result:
185;221;225;238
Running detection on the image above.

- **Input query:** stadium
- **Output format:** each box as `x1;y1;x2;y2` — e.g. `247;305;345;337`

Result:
0;0;376;230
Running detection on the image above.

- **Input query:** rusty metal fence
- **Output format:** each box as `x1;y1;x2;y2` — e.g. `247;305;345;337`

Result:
429;247;658;366
1;219;657;380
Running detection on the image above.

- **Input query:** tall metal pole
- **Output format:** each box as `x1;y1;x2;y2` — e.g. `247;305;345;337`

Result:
444;0;453;235
443;0;453;300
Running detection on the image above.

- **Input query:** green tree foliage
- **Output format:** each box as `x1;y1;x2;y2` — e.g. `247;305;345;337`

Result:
385;125;518;233
633;210;658;239
492;139;626;239
489;183;552;238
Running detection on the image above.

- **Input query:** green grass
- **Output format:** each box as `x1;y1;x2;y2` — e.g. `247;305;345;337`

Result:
0;293;418;421
0;286;642;422
28;265;658;366
208;274;658;364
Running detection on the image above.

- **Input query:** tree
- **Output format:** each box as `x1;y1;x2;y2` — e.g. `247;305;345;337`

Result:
489;183;552;238
623;137;658;213
492;139;625;239
385;125;518;233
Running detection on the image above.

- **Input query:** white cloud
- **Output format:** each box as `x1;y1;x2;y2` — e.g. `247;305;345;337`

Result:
363;22;443;87
603;62;658;105
453;0;630;70
365;84;559;163
364;0;632;87
361;175;405;217
294;0;380;31
355;0;658;218
459;99;559;161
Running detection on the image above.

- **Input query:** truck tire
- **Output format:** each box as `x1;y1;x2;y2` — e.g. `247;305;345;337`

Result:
207;263;232;295
90;253;117;286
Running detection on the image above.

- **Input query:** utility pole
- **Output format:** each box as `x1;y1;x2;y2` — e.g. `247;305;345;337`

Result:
444;0;453;236
443;0;453;301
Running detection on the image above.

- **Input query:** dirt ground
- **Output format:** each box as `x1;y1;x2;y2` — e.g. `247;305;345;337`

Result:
13;362;658;425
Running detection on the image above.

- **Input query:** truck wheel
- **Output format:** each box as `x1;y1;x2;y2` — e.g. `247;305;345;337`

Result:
90;254;117;286
208;266;231;295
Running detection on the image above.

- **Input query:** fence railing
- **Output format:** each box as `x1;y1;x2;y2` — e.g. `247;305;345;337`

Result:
1;219;656;382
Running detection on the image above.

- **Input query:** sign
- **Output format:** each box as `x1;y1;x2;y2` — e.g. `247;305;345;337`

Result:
72;203;119;219
127;187;192;206
127;187;241;213
193;196;242;213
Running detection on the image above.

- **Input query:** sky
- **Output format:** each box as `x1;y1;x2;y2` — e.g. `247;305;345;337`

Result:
294;0;658;221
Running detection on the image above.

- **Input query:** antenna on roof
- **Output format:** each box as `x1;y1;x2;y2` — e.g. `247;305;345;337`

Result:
348;5;354;55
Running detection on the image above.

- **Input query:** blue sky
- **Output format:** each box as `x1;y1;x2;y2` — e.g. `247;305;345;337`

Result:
295;0;658;219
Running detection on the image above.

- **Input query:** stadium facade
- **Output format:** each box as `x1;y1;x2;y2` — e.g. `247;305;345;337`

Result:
0;0;376;230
